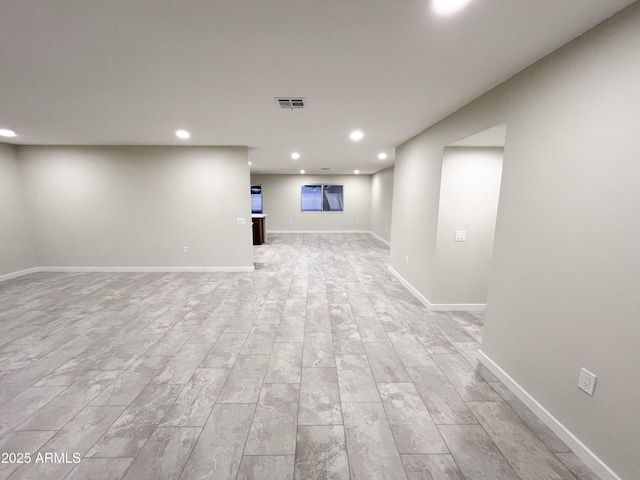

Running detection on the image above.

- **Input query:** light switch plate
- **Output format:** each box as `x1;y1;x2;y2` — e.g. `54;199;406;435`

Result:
237;218;246;225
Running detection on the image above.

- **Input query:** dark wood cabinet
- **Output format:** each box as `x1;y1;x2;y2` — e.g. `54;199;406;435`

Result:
252;216;265;245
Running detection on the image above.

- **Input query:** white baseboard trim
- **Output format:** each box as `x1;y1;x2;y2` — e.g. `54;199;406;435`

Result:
1;265;257;280
430;303;486;312
0;267;39;283
388;265;433;309
36;266;256;274
387;265;486;312
368;231;391;247
477;350;622;480
268;230;369;234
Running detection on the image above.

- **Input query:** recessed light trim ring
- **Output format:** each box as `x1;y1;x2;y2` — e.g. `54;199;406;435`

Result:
0;128;17;138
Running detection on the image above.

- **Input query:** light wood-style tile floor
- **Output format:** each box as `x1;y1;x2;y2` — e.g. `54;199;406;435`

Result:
0;233;600;479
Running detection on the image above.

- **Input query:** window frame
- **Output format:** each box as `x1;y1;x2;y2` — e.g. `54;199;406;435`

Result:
300;184;344;213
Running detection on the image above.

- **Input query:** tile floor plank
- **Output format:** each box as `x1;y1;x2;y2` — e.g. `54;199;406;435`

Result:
438;424;520;480
378;383;449;454
401;454;465;480
302;332;336;368
244;383;300;455
432;354;501;402
121;427;200;480
407;366;477;425
335;354;380;403
65;458;134;480
199;332;248;368
298;368;342;425
216;354;270;404
363;342;411;383
160;367;229;426
237;455;295;480
264;342;303;383
180;404;255;480
0;234;594;480
295;425;350;480
86;383;184;458
468;401;577;480
8;405;126;480
342;402;408;480
0;431;57;480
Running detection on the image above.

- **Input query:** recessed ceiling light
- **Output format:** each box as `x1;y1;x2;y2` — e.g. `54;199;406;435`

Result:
175;129;190;139
432;0;472;16
354;170;360;175
350;130;364;142
378;152;388;160
291;152;300;160
0;128;17;138
300;169;306;174
248;161;252;165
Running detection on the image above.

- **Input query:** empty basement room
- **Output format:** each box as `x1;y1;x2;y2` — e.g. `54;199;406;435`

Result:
1;1;639;480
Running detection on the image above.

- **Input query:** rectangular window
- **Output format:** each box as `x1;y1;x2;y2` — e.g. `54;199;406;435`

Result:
301;185;343;212
251;185;262;214
301;185;322;211
322;184;344;212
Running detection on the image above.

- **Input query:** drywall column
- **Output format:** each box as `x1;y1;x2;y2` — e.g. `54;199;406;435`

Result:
389;4;640;478
390;134;443;299
370;166;394;243
0;142;37;278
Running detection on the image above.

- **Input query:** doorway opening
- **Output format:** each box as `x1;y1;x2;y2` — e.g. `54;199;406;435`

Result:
432;124;507;308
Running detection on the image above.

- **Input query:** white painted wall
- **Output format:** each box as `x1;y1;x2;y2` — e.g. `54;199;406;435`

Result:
390;4;640;479
0;143;37;277
370;166;394;243
433;148;503;305
250;174;371;232
20;146;254;269
391;132;442;299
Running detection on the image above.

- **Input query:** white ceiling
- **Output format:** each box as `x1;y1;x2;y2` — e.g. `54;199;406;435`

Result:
0;0;633;174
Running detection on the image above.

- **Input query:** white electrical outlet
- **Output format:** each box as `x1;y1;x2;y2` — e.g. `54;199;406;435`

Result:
578;367;597;396
237;217;246;225
182;246;189;254
455;230;466;242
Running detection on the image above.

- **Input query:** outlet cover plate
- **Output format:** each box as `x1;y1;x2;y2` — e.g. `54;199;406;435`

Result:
578;367;597;396
455;230;466;242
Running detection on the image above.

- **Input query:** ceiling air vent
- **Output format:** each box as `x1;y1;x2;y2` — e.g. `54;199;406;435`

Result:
321;168;330;171
275;97;306;110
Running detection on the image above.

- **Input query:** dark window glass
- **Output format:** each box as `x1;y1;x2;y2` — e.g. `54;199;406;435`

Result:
322;184;343;212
